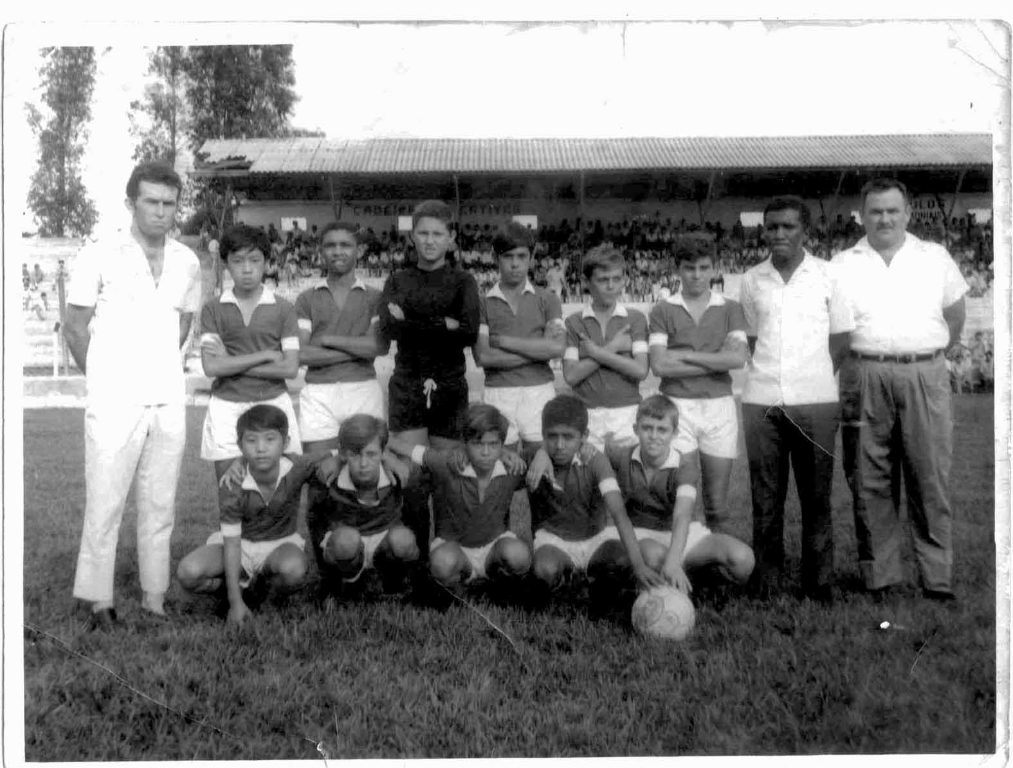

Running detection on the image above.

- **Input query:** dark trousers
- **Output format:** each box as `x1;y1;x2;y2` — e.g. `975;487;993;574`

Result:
742;402;840;589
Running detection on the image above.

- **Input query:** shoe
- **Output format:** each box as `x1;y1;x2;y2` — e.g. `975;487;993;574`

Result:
88;608;118;631
923;588;957;603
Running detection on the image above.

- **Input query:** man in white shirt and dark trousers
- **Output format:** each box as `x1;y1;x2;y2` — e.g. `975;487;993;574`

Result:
833;178;968;602
740;196;854;603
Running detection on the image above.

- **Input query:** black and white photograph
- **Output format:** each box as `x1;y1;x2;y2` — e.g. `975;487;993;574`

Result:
4;9;1009;764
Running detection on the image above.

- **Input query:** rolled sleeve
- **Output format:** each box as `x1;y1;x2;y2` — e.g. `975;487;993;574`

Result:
178;261;203;313
828;272;855;334
65;244;101;307
941;253;970;307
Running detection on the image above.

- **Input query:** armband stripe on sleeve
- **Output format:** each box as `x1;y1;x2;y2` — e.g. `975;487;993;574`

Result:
200;333;222;345
410;445;428;466
676;485;698;501
632;341;649;355
297;318;312;331
727;330;748;343
648;332;669;347
599;477;620;495
563;346;579;361
281;336;300;351
220;522;242;538
478;324;490;336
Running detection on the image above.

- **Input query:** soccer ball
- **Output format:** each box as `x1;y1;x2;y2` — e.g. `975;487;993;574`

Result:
631;586;695;641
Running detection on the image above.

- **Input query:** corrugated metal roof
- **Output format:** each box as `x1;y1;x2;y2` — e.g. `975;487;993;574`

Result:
193;134;992;175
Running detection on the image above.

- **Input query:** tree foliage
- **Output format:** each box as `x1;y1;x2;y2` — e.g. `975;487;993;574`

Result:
26;47;99;237
129;45;302;234
128;46;187;165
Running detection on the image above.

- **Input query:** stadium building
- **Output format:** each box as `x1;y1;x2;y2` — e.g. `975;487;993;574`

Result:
190;134;993;235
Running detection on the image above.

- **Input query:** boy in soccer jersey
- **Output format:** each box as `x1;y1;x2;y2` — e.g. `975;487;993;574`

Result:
474;222;565;451
605;395;754;594
295;222;389;453
387;404;531;591
200;224;302;479
378;200;482;555
525;395;666;602
307;414;420;594
648;237;748;532
176;405;318;625
562;246;649;450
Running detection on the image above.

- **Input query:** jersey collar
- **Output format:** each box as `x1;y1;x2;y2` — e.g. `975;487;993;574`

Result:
631;445;681;469
581;302;629;320
220;286;278;305
663;290;726;309
240;455;294;494
335;464;392;492
459;460;508;479
487;280;536;302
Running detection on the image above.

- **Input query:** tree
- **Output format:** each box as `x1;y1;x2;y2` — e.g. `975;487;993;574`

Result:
26;47;98;237
182;45;300;233
128;46;187;165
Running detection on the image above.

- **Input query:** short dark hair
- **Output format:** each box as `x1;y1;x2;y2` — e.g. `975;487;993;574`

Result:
338;414;389;453
492;221;534;256
541;394;589;434
236;404;288;441
125;161;182;202
636;395;679;431
463;404;509;443
763;196;811;230
320;221;361;244
860;178;911;208
581;245;626;281
412;200;454;230
220;224;271;262
673;234;716;266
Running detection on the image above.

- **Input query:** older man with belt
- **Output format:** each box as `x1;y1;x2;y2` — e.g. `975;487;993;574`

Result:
833;178;968;602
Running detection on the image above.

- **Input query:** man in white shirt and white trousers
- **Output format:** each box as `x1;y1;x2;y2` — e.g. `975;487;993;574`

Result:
833;178;968;602
64;161;202;628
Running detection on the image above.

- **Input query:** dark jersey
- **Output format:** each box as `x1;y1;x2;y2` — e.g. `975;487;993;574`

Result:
378;264;480;380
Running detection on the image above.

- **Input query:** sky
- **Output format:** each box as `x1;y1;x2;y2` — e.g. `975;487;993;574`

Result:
4;18;1009;235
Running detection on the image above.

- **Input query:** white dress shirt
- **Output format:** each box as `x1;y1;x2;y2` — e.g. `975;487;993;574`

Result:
832;233;968;355
67;229;202;406
740;252;854;406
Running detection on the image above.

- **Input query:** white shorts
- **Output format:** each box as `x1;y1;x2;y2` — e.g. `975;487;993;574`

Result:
635;522;711;557
667;395;738;459
533;526;621;571
483;381;557;444
586;405;640;451
319;526;390;582
298;379;386;443
205;531;306;588
431;531;518;582
201;392;303;461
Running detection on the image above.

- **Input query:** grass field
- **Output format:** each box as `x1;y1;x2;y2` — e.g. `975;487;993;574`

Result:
21;396;998;760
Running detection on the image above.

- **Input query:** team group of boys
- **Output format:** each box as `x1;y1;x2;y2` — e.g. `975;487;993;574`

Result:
178;200;757;625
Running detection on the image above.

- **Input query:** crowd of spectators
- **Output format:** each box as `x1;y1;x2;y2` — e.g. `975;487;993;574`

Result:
201;206;994;303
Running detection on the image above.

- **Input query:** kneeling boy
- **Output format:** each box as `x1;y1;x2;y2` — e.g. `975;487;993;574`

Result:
307;414;419;593
177;405;315;625
606;395;754;593
526;394;665;602
388;404;531;591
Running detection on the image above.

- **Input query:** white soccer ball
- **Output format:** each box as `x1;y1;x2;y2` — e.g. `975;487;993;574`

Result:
631;585;695;641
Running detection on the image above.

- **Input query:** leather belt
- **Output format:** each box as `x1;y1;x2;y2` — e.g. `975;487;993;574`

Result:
850;349;944;364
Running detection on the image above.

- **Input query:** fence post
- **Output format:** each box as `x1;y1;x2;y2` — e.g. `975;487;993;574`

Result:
56;262;69;375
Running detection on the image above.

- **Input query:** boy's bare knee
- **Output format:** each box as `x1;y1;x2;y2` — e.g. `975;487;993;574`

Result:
176;556;206;590
640;540;666;571
498;538;531;575
730;543;756;583
386;525;419;561
533;551;565;586
273;551;308;587
326;526;363;564
429;545;465;584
